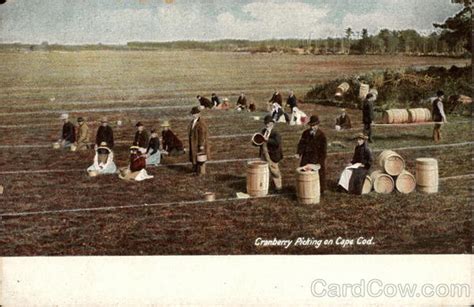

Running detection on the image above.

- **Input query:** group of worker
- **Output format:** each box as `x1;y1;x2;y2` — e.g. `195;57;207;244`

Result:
196;92;256;112
56;88;446;192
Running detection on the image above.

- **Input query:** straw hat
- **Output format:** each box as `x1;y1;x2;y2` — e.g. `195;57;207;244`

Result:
60;113;69;120
161;120;170;127
223;97;229;102
354;133;369;140
97;141;109;150
340;108;346;113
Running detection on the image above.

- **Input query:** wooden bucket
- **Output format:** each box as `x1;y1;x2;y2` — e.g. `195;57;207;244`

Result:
335;82;350;97
382;109;410;124
395;170;416;194
370;170;394;194
359;83;370;100
246;161;269;197
361;176;373;194
53;142;61;149
296;164;321;204
415;158;438;193
203;192;216;202
378;150;405;176
408;108;432;123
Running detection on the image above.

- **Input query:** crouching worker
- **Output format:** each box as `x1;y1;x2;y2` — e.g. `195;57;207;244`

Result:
337;133;373;194
335;108;352;130
87;142;117;175
161;121;185;156
58;113;76;149
146;129;161;166
119;145;154;181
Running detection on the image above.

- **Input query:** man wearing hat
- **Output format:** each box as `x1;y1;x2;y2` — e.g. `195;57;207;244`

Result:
188;107;210;175
335;108;352;130
87;141;117;175
337;133;373;194
76;117;90;151
161;121;185;156
95;116;114;149
362;93;375;143
259;115;283;191
432;90;447;142
134;121;149;153
297;115;327;193
59;113;76;148
196;95;213;109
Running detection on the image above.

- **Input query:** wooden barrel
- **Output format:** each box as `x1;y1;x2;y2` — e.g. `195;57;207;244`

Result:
370;170;395;194
408;108;432;123
361;176;372;194
359;83;370;100
378;150;405;176
296;165;321;204
395;170;416;194
246;161;269;197
335;82;350;97
415;158;438;193
382;109;410;124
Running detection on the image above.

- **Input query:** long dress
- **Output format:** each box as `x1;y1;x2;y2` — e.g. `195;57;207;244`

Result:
87;148;117;175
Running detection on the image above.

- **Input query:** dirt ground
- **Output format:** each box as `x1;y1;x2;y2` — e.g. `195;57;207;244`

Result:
0;50;471;255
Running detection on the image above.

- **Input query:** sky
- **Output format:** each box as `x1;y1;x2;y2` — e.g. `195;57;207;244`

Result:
0;0;463;44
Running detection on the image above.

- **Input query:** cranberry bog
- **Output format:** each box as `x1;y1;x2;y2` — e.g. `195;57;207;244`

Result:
0;50;471;255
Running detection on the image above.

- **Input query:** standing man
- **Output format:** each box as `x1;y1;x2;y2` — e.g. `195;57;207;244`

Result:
96;116;114;149
362;93;375;143
286;90;298;113
188;107;210;176
76;117;90;151
134;122;149;153
259;115;283;191
296;115;327;194
432;90;447;142
59;113;76;148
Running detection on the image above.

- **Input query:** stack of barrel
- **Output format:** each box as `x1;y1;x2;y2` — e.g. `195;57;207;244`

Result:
364;150;416;194
382;108;432;124
364;150;439;194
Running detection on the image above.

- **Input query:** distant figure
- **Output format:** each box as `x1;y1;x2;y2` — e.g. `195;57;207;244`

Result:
236;93;248;111
197;95;213;109
216;97;230;110
87;142;117;175
268;89;283;105
258;115;283;191
76;117;90;150
249;103;256;112
335;108;352;130
96;116;114;149
188;107;210;176
270;101;289;123
296;115;327;193
134;122;149;153
146;129;161;166
119;146;154;181
289;107;308;126
161;121;185;156
59;113;76;148
362;93;375;143
211;93;221;108
432;90;447;143
286;90;298;113
338;133;373;194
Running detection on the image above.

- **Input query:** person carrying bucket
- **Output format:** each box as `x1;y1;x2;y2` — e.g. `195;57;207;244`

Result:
188;107;210;176
258;115;283;191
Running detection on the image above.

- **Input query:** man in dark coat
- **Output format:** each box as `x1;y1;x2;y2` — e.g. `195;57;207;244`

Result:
96;116;114;149
211;93;221;108
134;122;149;152
188;107;210;175
362;93;375;143
286;90;298;113
161;121;185;156
59;113;76;148
268;89;283;105
338;133;373;194
197;95;213;109
432;90;447;142
296;115;327;193
259;115;283;191
335;108;352;130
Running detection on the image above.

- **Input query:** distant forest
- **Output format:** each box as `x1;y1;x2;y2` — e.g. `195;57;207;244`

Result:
1;1;470;57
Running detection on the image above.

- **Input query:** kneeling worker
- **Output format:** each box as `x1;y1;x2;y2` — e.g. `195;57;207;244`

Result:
338;133;373;194
119;145;154;181
87;142;117;175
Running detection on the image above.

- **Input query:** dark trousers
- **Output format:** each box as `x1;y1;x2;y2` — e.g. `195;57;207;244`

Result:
363;123;372;142
274;111;290;123
433;124;442;142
